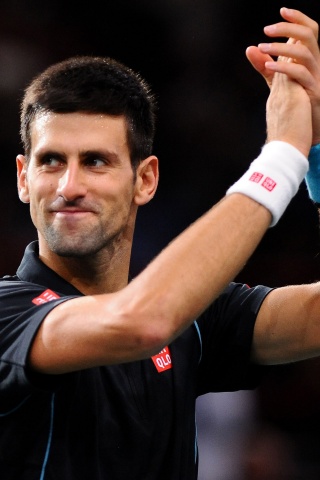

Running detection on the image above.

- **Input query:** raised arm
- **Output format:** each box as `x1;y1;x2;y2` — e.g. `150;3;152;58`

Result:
31;194;271;373
29;39;312;376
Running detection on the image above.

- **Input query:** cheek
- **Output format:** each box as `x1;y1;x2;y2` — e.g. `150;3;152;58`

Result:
28;200;40;230
101;175;135;204
105;186;136;225
28;182;54;224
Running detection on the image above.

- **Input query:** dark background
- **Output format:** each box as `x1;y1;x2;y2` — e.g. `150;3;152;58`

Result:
1;1;320;478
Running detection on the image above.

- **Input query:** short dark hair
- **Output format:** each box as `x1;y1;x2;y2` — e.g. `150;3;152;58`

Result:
20;55;157;167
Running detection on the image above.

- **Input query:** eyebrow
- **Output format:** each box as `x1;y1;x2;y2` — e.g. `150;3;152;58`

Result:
80;150;121;163
33;148;122;164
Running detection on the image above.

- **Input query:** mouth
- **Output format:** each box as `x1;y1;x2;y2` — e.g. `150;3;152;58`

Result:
52;209;95;221
55;209;91;214
48;200;98;222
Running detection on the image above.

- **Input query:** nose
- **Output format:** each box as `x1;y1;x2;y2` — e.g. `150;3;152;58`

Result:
56;162;87;201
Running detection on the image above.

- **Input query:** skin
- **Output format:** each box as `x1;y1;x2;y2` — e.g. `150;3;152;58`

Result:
15;9;316;375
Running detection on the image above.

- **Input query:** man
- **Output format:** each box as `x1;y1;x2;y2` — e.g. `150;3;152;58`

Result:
0;7;318;480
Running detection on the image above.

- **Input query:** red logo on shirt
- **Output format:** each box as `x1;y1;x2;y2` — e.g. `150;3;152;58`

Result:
151;346;172;373
32;289;60;305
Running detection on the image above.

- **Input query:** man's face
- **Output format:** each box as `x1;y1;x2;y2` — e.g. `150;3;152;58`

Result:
18;112;140;258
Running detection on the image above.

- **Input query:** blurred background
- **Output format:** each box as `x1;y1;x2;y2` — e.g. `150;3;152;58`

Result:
0;0;320;478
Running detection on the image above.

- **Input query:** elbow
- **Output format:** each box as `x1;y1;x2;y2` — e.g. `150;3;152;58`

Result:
124;312;175;359
115;293;178;359
137;323;170;358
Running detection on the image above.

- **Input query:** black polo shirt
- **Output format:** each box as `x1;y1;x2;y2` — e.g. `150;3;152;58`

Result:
0;241;271;479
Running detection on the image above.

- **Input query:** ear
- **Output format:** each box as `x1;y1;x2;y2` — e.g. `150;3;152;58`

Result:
134;155;159;206
16;154;30;203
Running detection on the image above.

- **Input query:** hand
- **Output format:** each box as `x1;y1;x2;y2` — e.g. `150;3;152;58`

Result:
266;66;312;157
246;7;320;145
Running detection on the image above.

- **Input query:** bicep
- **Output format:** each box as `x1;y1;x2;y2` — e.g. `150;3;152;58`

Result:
28;296;108;374
252;283;320;365
28;293;164;375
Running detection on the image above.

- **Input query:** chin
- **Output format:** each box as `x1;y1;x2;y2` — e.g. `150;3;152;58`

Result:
54;246;101;258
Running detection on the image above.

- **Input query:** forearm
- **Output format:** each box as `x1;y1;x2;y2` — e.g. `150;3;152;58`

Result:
120;193;271;340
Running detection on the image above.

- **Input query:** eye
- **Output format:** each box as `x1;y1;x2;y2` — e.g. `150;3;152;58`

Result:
84;156;107;167
39;154;64;167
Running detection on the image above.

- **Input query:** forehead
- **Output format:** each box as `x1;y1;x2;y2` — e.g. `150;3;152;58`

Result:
30;111;129;156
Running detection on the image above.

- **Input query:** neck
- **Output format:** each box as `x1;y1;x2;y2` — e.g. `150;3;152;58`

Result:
39;239;132;295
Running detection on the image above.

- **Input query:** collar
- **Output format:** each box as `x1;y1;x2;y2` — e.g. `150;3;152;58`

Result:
17;241;82;296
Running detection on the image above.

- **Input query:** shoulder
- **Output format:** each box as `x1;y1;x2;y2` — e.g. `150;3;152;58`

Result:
211;282;273;316
0;275;77;346
0;274;69;303
196;282;273;347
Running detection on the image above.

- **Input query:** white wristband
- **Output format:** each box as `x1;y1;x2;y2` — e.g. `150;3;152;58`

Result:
226;141;309;227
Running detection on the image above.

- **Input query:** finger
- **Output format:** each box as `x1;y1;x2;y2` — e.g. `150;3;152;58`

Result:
246;46;274;88
258;41;314;66
265;61;315;95
264;22;319;54
279;7;319;40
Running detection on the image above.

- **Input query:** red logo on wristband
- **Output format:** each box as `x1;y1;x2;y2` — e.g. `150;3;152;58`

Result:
249;172;263;183
249;172;277;192
262;177;277;191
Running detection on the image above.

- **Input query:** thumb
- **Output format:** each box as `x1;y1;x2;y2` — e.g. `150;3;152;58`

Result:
246;46;274;89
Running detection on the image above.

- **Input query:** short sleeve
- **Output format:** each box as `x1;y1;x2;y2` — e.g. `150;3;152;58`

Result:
196;282;272;394
0;279;76;410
